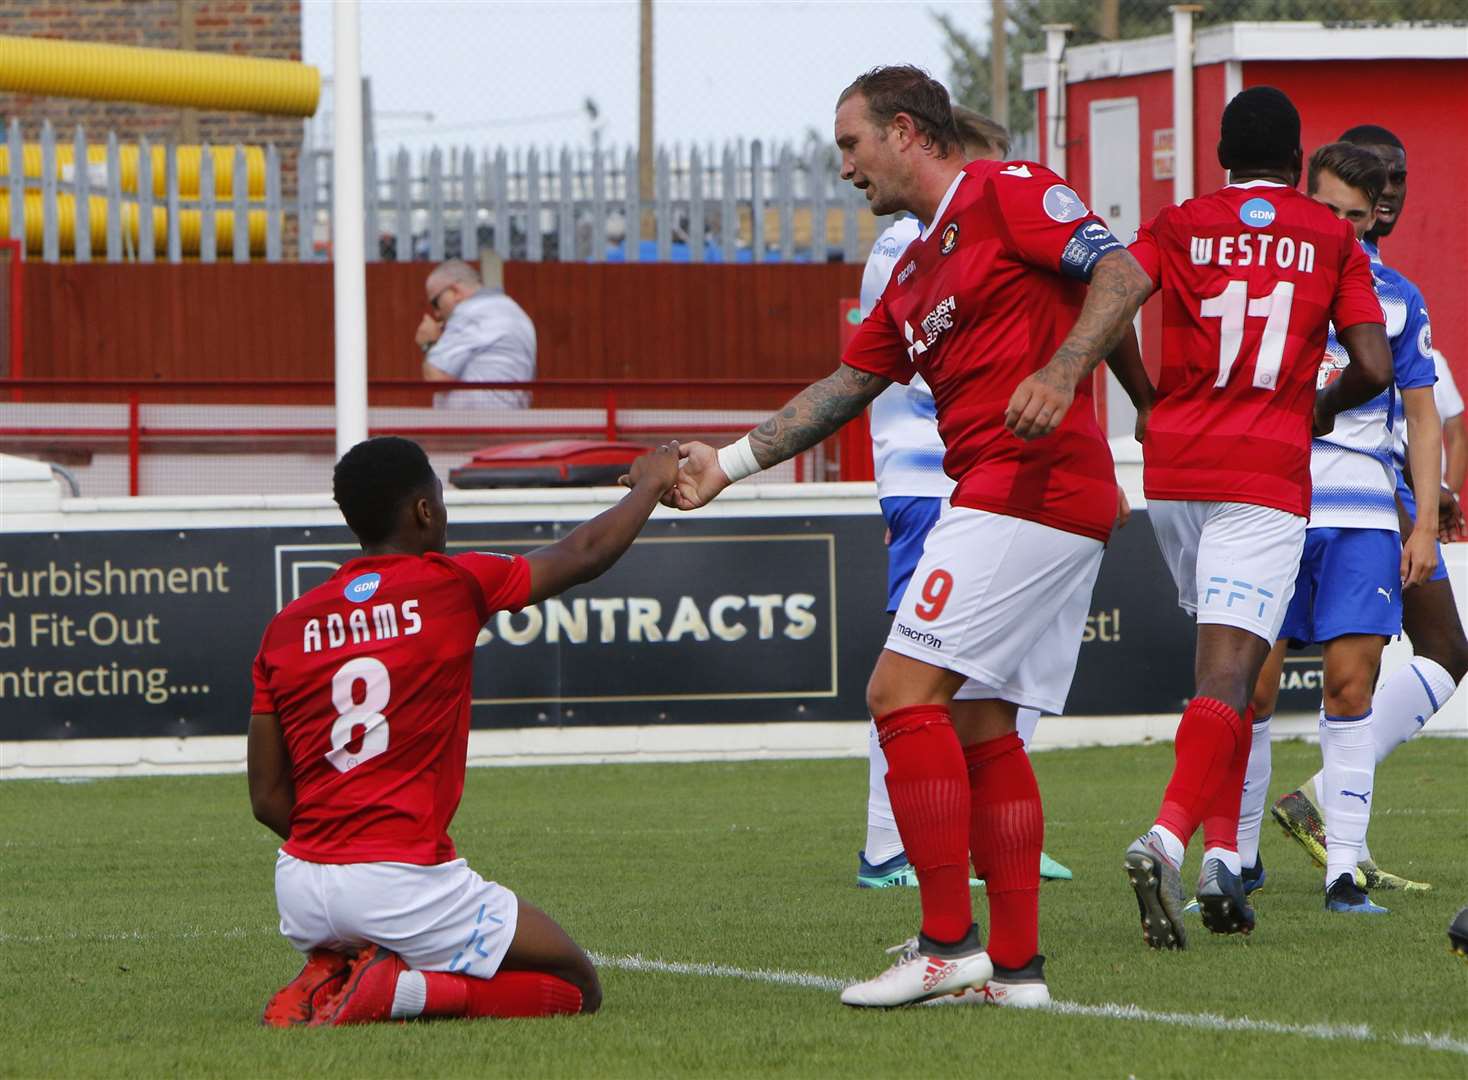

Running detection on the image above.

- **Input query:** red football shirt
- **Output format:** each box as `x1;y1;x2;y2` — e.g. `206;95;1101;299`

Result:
1128;181;1384;515
251;551;530;865
842;159;1121;542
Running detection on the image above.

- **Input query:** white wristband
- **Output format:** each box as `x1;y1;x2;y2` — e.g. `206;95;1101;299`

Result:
716;435;762;483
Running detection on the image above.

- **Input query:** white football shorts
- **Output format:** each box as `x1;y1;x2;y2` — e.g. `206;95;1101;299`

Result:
1147;499;1306;644
885;506;1104;715
275;853;519;978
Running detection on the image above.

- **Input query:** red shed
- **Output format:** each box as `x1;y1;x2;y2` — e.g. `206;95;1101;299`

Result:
1023;18;1468;435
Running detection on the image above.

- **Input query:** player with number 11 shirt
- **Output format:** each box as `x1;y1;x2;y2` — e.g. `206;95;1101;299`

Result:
1134;167;1381;516
1121;87;1392;952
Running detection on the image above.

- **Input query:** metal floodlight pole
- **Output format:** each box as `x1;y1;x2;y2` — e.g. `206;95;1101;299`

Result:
333;0;368;458
990;0;1008;131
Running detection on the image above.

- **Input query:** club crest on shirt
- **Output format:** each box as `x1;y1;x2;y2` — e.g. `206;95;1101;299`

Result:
940;223;959;255
344;572;382;603
1042;184;1086;223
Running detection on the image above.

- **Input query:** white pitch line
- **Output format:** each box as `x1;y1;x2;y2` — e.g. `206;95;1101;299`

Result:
590;952;1468;1058
5;930;1464;1057
590;952;845;992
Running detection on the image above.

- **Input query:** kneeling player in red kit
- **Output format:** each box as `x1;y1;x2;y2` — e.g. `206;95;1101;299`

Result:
248;435;679;1025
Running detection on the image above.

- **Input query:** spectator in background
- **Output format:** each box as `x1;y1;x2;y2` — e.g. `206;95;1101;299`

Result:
416;259;537;409
1433;349;1465;510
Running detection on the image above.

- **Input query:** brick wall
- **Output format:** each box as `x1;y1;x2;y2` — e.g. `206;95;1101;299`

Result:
0;0;307;255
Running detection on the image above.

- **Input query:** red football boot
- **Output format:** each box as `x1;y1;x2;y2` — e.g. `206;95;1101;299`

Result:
308;945;407;1027
261;949;352;1028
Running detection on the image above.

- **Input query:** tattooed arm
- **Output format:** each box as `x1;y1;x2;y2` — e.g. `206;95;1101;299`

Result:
748;364;889;465
665;364;890;510
1005;248;1155;440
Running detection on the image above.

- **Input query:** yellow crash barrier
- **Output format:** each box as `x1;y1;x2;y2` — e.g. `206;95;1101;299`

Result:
0;34;319;117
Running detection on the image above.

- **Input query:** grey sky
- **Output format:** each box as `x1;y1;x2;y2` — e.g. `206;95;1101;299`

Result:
302;1;992;154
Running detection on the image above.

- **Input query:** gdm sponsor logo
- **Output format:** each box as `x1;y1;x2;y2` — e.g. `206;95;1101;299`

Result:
1238;197;1276;229
344;572;381;603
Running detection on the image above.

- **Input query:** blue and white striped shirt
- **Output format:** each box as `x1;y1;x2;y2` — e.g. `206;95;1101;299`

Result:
1309;240;1435;529
860;216;955;501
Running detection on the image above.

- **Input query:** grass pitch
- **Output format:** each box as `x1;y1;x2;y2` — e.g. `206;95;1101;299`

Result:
3;738;1466;1078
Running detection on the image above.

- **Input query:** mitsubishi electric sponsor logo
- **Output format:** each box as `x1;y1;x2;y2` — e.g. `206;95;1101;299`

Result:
920;295;957;345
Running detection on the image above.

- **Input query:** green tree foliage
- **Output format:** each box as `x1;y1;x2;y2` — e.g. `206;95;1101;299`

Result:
937;0;1466;145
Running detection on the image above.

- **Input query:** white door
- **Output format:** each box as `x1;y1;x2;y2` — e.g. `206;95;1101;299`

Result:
1089;97;1141;440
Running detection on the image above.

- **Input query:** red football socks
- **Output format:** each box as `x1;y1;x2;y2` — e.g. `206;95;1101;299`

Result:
1155;696;1246;846
875;704;973;945
965;732;1042;970
1201;706;1254;854
420;971;583;1019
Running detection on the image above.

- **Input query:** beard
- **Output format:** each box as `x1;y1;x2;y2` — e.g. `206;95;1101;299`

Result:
865;185;905;216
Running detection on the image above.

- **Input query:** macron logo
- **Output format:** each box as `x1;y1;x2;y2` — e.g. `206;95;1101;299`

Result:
1000;164;1032;178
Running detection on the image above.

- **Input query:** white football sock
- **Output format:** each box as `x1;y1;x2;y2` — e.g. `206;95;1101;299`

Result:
1148;824;1185;868
389;969;426;1019
1237;714;1272;869
862;719;905;864
1370;657;1459;762
1015;707;1041;750
1321;712;1376;887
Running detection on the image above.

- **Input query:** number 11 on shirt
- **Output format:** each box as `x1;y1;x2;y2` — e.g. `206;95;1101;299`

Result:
1200;280;1297;391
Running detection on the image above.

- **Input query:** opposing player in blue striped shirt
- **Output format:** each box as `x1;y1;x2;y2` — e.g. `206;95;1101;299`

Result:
1245;141;1441;914
1266;124;1466;896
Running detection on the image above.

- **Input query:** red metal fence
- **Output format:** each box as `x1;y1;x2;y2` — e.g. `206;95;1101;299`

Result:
0;377;874;498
